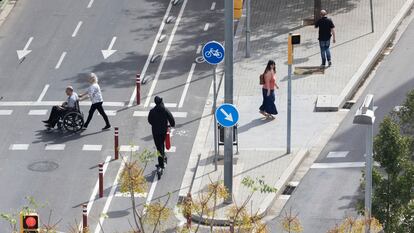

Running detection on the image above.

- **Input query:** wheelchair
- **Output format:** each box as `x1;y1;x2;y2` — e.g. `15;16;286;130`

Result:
56;101;84;132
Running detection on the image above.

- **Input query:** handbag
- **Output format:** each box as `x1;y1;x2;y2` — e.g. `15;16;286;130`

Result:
165;127;171;150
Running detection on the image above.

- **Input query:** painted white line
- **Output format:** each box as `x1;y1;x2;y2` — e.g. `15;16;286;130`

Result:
288;181;299;187
143;0;189;108
72;21;83;37
94;157;127;233
279;195;291;200
0;110;13;115
101;36;117;59
326;151;349;158
210;2;216;10
55;52;67;69
394;105;404;112
178;63;196;108
82;144;103;151
196;44;202;54
128;1;174;107
166;146;176;153
311;162;365;169
145;174;158;207
78;156;111;231
119;145;139;152
203;23;210;31
9;144;29;150
0;101;125;107
98;110;117;116
17;37;34;60
114;192;147;198
133;111;187;118
150;103;177;108
28;109;48;115
36;84;50;102
87;0;94;8
45;144;65;150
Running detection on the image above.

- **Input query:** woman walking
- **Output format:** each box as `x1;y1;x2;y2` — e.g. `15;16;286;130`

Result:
79;73;111;130
259;60;279;119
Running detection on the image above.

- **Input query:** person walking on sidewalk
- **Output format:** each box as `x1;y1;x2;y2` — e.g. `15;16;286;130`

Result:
315;10;336;67
259;60;279;119
79;73;111;130
148;96;175;169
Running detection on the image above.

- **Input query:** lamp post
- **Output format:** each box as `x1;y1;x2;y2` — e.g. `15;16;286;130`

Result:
353;94;375;233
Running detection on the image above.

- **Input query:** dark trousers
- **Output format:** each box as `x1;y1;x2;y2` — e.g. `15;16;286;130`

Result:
153;133;166;168
47;106;67;127
84;102;110;127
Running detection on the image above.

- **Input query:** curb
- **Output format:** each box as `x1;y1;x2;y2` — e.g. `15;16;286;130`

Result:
0;0;16;28
316;0;414;111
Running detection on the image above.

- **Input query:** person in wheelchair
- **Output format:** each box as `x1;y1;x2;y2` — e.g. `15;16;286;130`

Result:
42;86;79;129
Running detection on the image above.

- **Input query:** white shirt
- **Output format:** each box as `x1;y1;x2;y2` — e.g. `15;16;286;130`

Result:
66;92;79;108
87;83;103;104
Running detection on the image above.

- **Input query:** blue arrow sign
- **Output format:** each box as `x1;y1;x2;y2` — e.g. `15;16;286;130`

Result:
202;41;225;65
216;104;239;127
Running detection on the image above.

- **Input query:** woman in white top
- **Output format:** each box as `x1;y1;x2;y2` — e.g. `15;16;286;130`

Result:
79;73;111;130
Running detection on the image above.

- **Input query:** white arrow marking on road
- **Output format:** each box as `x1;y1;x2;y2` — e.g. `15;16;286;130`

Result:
17;37;33;60
101;36;117;59
220;108;233;122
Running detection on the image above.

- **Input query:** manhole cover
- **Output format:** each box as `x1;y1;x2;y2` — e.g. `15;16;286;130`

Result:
282;185;296;195
28;161;59;172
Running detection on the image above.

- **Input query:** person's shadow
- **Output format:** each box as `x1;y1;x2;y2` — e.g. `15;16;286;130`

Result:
238;118;273;134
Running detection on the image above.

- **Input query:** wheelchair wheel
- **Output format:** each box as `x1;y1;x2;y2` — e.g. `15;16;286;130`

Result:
63;112;84;132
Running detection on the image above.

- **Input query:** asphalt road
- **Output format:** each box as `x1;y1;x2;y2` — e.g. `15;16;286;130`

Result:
268;16;414;232
0;0;223;231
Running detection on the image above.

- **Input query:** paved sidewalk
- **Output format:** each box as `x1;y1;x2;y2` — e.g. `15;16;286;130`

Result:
178;0;413;225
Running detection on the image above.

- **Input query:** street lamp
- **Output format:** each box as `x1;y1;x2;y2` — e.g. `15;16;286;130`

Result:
353;94;375;233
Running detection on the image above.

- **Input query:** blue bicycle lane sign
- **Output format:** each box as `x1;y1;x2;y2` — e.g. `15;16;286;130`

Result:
202;41;225;65
215;104;239;127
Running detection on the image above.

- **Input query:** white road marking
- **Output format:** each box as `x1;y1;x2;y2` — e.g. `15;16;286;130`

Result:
101;36;117;59
133;111;187;118
145;174;158;209
119;145;139;152
143;0;189;107
394;105;404;112
373;106;378;112
82;144;103;151
9;144;29;150
55;52;67;69
94;157;127;233
0;101;125;107
72;21;83;37
166;146;176;153
36;84;50;102
128;1;174;107
311;162;365;169
87;0;94;8
326;151;349;158
45;144;65;150
279;195;291;200
149;103;177;108
0;110;13;115
178;63;196;108
288;181;299;187
98;110;117;116
203;23;210;31
28;109;48;115
114;192;147;198
196;44;202;54
17;37;33;60
210;2;216;10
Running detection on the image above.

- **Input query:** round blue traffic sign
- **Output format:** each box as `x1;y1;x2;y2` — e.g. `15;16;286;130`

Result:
202;41;225;65
215;104;239;127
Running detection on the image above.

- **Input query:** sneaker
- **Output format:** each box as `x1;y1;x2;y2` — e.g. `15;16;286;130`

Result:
102;125;111;130
320;64;326;67
328;61;332;66
42;120;50;124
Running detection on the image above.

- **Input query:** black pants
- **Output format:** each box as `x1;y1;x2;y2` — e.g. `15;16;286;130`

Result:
153;133;166;168
84;102;110;127
47;106;67;127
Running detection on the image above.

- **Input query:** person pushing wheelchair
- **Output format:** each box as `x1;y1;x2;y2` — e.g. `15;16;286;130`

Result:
42;86;79;129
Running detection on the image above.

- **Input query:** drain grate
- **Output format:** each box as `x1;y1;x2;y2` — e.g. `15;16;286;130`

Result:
282;185;296;195
28;161;59;172
342;100;356;109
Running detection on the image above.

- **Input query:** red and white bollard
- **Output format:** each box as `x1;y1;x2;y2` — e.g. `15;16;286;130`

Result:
99;163;103;198
114;127;119;160
136;74;141;105
82;204;88;231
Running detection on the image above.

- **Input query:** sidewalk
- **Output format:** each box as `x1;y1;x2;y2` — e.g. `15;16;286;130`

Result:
178;0;414;225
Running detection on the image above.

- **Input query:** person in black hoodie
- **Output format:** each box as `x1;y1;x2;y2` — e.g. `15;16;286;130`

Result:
148;96;175;169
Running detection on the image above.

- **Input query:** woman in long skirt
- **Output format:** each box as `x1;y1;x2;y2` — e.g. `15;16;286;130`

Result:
259;60;279;119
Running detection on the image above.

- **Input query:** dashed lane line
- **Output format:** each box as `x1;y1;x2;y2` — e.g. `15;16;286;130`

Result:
119;145;139;152
196;44;202;54
178;63;196;108
87;0;94;8
36;84;50;102
9;144;29;150
45;144;65;150
72;21;83;37
210;2;216;10
311;162;366;169
28;109;48;115
55;51;67;69
326;151;349;158
203;23;210;31
0;110;13;115
133;111;188;118
82;144;103;151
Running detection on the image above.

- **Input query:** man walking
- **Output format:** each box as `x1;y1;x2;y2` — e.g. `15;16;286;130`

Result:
315;10;336;67
148;96;175;170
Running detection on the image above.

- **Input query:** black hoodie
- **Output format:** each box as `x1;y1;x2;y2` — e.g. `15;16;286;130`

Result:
148;103;175;135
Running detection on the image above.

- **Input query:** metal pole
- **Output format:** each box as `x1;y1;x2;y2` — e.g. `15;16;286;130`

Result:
287;34;293;154
369;0;374;33
213;66;218;171
365;98;374;233
224;0;234;202
245;0;251;58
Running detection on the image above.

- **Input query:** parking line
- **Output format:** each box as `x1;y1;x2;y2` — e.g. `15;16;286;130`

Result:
133;111;187;118
82;145;103;151
119;145;139;152
36;84;50;102
0;110;13;115
9;144;29;150
45;144;65;150
87;0;94;8
28;109;48;115
178;63;196;108
72;21;83;37
210;2;216;10
203;23;210;31
55;52;67;69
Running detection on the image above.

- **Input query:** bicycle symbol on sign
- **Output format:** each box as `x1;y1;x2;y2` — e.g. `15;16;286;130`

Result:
204;48;223;59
